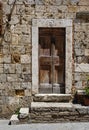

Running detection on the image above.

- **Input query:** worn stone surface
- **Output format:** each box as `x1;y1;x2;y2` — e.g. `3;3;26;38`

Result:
30;102;89;123
0;0;89;117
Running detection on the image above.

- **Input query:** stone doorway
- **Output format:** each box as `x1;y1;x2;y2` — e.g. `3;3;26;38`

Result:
39;28;65;94
32;19;73;94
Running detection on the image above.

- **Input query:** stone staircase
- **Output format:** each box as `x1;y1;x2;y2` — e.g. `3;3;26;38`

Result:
30;94;89;123
9;94;89;124
30;94;73;123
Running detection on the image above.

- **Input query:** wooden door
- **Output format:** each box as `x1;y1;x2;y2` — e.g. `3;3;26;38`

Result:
39;28;65;93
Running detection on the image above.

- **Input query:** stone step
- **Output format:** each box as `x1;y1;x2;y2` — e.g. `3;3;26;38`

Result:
33;94;71;102
30;102;89;123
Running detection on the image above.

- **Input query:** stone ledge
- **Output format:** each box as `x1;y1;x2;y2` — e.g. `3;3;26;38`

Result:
31;102;72;108
33;94;71;102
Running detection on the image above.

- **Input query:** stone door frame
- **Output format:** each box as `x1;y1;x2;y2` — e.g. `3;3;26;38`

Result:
32;19;73;94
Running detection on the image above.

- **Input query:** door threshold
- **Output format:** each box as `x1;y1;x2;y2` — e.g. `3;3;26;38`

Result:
34;93;71;96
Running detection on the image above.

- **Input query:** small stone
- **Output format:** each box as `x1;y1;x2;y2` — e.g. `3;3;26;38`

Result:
4;64;16;74
9;114;19;125
4;31;12;42
19;108;29;119
10;15;19;25
12;34;19;45
3;55;11;63
0;74;6;82
21;55;30;63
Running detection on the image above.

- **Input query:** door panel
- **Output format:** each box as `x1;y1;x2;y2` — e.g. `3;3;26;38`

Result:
39;28;65;93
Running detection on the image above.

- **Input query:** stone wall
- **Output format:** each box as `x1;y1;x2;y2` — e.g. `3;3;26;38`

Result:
0;0;89;115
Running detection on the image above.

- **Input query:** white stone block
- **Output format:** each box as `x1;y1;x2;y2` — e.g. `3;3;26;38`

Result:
19;108;29;114
10;114;19;125
75;63;89;72
21;55;31;63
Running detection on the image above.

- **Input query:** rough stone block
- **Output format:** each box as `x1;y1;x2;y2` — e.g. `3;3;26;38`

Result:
7;74;18;82
8;97;19;105
0;64;3;73
21;55;31;63
3;55;11;63
4;31;12;42
0;74;6;82
12;34;19;45
23;74;31;82
25;89;31;96
3;4;11;15
22;64;31;74
4;64;16;74
19;96;31;107
22;82;31;89
79;0;89;5
10;15;19;25
20;107;29;114
16;64;21;73
85;49;89;56
9;114;19;125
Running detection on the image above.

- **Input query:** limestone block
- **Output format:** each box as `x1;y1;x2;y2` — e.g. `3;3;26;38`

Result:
22;64;31;74
10;15;19;25
0;55;3;63
0;82;12;90
3;55;11;63
4;31;12;42
19;107;29;119
25;6;35;15
8;0;16;5
21;15;34;24
3;44;10;54
12;82;21;89
22;82;31;89
10;114;19;125
0;74;6;82
25;89;31;96
12;34;19;45
14;24;22;34
85;49;89;56
0;64;3;73
75;48;84;56
4;64;15;74
21;55;31;63
25;45;32;53
16;63;21;73
21;25;31;34
79;0;89;5
23;74;31;82
19;96;31;106
16;4;25;15
70;0;80;5
68;6;78;13
75;81;83;89
35;5;46;12
10;45;25;54
7;74;18;82
3;4;11;15
35;0;44;5
75;63;89;72
8;97;19;105
21;34;30;44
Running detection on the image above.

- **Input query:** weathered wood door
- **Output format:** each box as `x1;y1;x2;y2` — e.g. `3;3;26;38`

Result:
39;28;65;93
